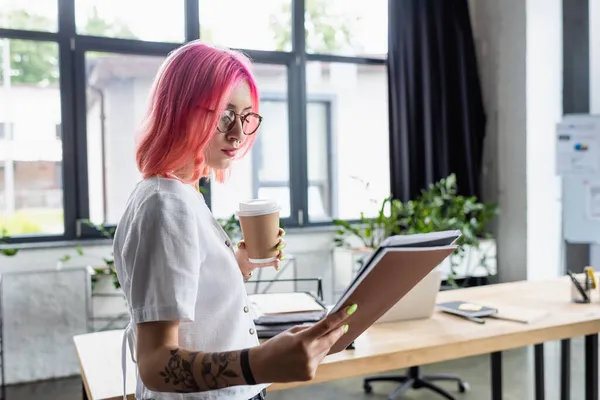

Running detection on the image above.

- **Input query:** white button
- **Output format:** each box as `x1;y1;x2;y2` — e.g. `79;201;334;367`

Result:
243;306;249;313
249;328;255;335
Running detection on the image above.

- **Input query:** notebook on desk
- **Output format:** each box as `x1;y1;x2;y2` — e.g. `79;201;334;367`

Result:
437;301;549;324
248;292;327;327
328;230;461;354
437;301;499;319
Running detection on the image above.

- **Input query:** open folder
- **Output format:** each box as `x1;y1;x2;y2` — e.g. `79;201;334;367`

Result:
328;230;461;354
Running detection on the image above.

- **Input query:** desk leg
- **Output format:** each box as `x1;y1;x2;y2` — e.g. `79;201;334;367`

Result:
561;339;570;400
491;351;502;400
585;334;598;400
534;343;545;400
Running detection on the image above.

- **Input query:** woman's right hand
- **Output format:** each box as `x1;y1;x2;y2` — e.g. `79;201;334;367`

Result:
249;304;358;383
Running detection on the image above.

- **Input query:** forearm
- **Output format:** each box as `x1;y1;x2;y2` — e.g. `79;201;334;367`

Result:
139;346;252;393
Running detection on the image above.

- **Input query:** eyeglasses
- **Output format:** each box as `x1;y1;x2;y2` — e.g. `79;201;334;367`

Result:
217;109;263;135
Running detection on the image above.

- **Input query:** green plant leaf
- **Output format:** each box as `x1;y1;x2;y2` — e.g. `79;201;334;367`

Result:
1;248;18;257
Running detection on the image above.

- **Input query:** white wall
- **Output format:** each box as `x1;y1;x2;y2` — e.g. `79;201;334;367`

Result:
525;0;563;280
471;0;563;282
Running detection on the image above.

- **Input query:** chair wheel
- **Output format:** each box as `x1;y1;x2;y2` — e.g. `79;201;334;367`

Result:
363;382;373;394
459;381;470;393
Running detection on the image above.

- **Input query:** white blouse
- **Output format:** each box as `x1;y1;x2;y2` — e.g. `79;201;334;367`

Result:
113;176;268;400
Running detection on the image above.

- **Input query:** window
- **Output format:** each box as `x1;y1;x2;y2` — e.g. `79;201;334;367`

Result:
306;62;389;220
0;0;58;32
1;0;388;242
0;122;14;140
75;0;185;43
199;0;292;52
304;0;388;57
210;65;291;220
0;38;64;237
84;52;165;225
306;100;333;221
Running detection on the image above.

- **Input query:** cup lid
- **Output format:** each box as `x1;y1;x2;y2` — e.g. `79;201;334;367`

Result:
237;199;280;217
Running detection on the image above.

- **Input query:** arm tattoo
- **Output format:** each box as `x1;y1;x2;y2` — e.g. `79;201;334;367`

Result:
160;348;200;392
159;348;240;392
199;352;240;390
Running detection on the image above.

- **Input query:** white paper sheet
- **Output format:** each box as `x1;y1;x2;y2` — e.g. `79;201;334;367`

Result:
556;119;600;175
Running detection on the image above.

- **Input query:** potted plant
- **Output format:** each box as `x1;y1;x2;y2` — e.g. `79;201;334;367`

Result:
59;221;118;291
333;174;499;288
217;214;242;244
0;229;18;257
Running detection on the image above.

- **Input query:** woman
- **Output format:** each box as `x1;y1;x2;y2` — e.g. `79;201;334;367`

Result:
113;40;358;400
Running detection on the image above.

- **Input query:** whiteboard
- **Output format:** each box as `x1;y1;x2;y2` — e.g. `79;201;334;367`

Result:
556;114;600;176
563;176;600;243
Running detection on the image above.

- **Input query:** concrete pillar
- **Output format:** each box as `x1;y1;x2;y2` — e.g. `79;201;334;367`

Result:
470;0;563;282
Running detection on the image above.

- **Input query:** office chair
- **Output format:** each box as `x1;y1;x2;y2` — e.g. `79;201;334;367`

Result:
363;365;469;400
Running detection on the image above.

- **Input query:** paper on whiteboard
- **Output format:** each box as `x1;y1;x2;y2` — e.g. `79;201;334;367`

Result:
586;181;600;221
556;121;600;175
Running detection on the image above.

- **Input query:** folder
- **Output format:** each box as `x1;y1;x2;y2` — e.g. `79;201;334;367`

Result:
328;230;461;354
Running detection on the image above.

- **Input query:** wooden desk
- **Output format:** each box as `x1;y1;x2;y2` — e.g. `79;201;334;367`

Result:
73;277;600;400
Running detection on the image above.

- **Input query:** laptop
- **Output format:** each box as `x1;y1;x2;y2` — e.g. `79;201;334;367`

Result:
375;268;442;323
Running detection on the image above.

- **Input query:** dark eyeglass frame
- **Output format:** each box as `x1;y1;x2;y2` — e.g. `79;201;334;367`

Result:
217;109;263;136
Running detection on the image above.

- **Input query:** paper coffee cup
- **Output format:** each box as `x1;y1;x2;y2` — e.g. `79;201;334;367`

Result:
236;199;281;264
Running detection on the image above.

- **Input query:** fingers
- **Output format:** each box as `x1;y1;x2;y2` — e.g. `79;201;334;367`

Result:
289;324;312;334
316;323;348;354
276;239;286;252
275;239;287;269
238;238;286;271
279;228;286;237
302;304;357;341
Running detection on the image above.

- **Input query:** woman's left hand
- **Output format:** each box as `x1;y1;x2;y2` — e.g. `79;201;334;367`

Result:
235;228;286;281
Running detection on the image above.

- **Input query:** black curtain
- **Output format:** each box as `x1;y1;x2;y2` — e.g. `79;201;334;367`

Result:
387;0;486;201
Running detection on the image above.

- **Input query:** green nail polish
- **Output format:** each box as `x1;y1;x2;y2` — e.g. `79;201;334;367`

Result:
277;244;284;250
343;324;349;334
280;255;285;261
346;304;358;316
280;229;286;236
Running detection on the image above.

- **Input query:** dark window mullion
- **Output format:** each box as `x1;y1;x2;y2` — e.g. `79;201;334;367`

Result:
306;53;387;65
58;0;78;240
289;0;308;227
185;0;200;42
75;36;180;55
189;0;212;206
0;29;58;41
72;46;96;237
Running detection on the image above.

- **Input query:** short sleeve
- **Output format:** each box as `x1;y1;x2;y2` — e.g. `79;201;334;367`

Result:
122;191;201;324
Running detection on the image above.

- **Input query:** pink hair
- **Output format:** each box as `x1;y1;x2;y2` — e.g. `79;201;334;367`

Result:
135;40;260;184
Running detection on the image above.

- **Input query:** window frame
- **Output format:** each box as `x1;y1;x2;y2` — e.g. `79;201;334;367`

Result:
0;0;387;244
253;92;336;225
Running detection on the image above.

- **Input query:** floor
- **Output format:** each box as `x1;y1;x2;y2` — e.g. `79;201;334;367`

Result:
5;337;594;400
